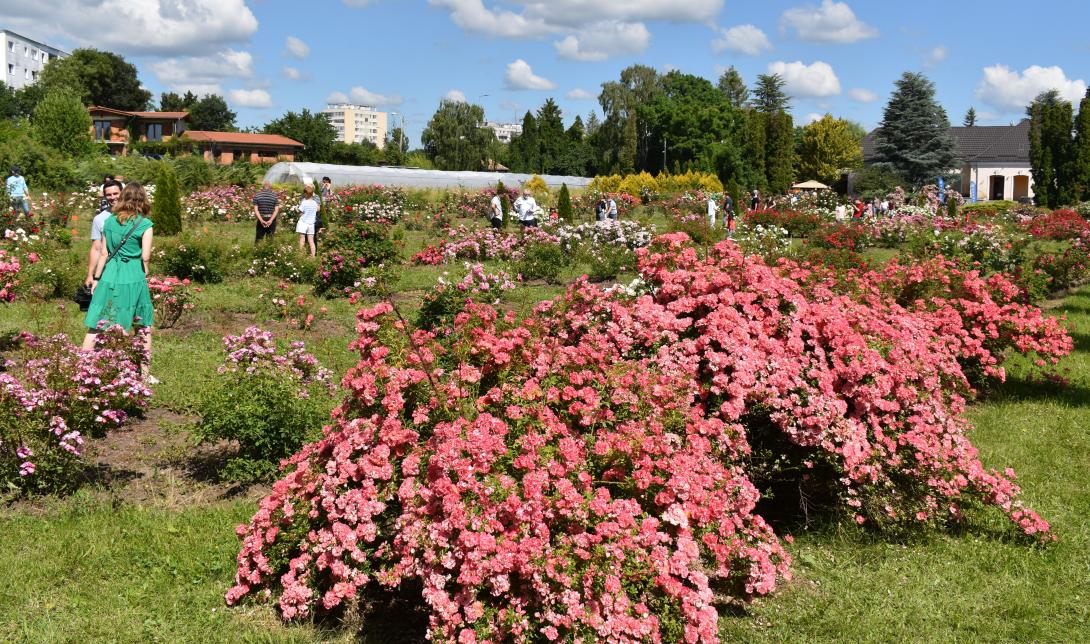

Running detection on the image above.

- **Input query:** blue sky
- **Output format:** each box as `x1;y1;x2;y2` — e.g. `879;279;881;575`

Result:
2;0;1088;146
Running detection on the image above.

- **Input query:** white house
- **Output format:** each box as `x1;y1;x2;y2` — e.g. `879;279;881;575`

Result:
862;119;1034;202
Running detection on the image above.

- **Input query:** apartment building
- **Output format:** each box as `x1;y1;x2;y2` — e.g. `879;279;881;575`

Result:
485;121;523;144
1;29;67;90
322;104;388;149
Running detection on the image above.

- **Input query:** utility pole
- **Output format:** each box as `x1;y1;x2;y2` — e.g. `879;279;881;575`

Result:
662;136;667;173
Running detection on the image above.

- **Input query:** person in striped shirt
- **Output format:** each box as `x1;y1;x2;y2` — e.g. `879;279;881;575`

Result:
252;182;280;243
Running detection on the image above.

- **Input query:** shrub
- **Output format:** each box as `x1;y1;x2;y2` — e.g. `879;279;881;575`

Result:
227;238;1057;636
313;223;398;298
524;174;548;200
961;200;1018;218
1022;209;1090;240
156;234;232;283
1;328;151;495
512;240;566;283
0;249;21;302
556;183;573;222
810;222;872;251
416;264;516;332
31;88;95;159
248;242;318;283
259;283;329;331
194;327;334;483
152;163;183;236
147;276;198;329
745;208;823;237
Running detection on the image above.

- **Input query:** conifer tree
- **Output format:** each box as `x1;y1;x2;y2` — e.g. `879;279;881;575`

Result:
557;183;573;222
963;107;977;127
873;72;958;186
152;163;183;236
1072;89;1090;202
1028;90;1075;207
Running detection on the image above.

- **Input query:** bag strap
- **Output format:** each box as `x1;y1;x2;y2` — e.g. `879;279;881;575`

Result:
96;216;142;278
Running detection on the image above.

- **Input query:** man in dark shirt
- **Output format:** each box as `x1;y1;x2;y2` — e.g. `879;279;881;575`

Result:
252;181;280;243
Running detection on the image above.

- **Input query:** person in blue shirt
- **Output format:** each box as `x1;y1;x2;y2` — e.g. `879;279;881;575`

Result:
6;166;30;216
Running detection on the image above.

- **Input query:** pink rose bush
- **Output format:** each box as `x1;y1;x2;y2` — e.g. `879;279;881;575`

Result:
147;276;199;329
227;234;1063;639
1;327;151;494
0;249;20;302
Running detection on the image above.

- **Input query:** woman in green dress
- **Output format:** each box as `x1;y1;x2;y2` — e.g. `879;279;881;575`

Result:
81;183;155;379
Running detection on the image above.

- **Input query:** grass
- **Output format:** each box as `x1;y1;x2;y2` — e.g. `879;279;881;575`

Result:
3;213;1089;641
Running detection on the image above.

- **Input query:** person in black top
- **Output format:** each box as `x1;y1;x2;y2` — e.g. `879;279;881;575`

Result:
252;182;280;243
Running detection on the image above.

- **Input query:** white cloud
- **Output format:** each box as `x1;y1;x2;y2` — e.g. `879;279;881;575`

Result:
767;60;841;98
566;88;594;100
924;45;948;68
327;91;350;104
445;89;468;102
975;64;1087;111
848;88;878;103
5;0;258;56
282;67;303;81
228;89;273;108
554;21;650;61
781;0;877;44
428;0;550;38
285;36;310;59
504;59;557;90
347;86;404;107
804;112;824;124
150;49;254;95
713;24;771;55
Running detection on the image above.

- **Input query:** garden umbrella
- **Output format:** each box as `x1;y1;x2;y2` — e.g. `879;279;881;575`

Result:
792;180;830;190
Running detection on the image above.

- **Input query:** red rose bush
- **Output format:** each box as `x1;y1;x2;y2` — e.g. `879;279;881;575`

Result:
228;234;1064;641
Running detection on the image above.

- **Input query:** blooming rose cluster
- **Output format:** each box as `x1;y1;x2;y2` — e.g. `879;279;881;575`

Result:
227;233;1065;640
0;249;20;302
221;326;334;394
1;328;151;492
147;276;199;329
441;225;560;263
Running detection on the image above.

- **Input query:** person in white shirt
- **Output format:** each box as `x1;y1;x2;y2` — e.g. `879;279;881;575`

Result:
489;192;503;229
706;194;719;228
86;180;123;287
607;196;618;220
834;203;847;222
296;184;320;256
514;189;538;228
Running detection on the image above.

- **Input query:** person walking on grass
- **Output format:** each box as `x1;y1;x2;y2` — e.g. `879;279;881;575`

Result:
489;190;504;229
707;192;719;229
594;196;607;222
82;183;156;382
316;176;333;247
252;181;280;243
607;195;618;220
296;184;320;256
514;189;538;228
6;166;30;216
86;180;123;287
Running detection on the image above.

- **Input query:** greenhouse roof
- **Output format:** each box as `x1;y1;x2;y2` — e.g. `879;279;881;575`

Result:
261;162;593;190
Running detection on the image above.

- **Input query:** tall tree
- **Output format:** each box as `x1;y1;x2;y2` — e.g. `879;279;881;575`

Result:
963;107;977;127
420;99;496;171
1027;90;1076;207
263;109;337;162
598;65;663;173
535;98;567;174
753;74;789;114
0;83;43;121
159;91;197;112
796;114;864;185
717;66;750;109
38;48;150;110
187;95;236;131
1071;89;1090;202
765;111;796;193
31;88;94;158
639;71;742;175
873;72;958;187
151;162;183;236
508;111;539;173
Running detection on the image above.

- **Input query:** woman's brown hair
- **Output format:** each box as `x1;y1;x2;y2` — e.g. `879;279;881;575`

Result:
303;183;315;196
114;182;152;224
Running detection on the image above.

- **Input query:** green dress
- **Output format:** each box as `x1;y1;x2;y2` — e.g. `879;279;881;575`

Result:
84;215;154;331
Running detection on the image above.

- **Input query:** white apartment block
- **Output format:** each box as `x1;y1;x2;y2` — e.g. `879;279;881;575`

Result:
1;30;67;90
485;121;523;144
322;104;388;149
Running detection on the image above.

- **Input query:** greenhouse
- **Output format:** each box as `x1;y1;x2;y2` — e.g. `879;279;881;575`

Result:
261;162;593;190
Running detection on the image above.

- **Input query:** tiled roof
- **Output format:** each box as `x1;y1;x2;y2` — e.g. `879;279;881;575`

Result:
88;106;189;119
182;130;304;147
862;119;1030;164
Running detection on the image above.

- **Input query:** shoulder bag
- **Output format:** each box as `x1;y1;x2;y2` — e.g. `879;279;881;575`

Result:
73;216;143;311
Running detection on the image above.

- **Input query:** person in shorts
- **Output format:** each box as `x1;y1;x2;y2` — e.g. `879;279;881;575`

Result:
296;184;319;256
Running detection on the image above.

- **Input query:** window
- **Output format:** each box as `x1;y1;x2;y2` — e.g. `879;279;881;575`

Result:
42;53;48;64
7;41;13;53
93;120;111;141
24;68;29;80
24;46;29;57
30;71;37;81
6;64;12;75
145;123;163;142
31;48;38;60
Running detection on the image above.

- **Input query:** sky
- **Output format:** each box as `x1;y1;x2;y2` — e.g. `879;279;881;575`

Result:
1;0;1088;147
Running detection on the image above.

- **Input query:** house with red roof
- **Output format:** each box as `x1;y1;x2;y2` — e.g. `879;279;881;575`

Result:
180;130;304;165
88;106;190;156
